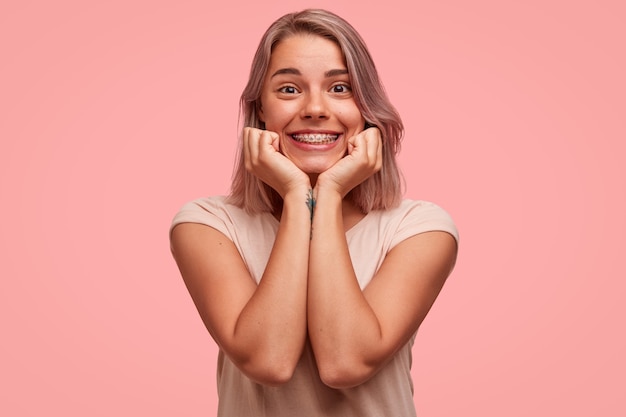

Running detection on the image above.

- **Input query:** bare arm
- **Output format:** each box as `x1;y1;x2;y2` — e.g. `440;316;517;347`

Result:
171;128;312;386
307;129;458;388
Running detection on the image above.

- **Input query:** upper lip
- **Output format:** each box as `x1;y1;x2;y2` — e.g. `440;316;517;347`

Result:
288;130;342;136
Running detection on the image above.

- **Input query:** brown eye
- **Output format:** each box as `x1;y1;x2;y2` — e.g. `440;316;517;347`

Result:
279;86;298;94
331;84;351;93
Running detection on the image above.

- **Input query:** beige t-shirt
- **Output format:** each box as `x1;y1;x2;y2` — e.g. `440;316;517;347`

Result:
171;196;458;417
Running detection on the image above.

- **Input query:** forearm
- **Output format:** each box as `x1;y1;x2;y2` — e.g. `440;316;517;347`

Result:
231;189;312;383
307;187;383;387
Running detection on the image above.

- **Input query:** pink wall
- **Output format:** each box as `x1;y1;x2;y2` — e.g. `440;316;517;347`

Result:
1;1;624;415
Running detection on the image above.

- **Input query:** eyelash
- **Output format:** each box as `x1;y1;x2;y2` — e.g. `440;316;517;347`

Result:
278;85;298;94
331;83;351;93
276;83;352;95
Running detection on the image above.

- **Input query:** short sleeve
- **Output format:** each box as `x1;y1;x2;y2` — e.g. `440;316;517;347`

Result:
388;201;459;250
169;196;233;242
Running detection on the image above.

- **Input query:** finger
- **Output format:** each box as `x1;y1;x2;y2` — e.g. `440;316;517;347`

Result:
270;131;280;152
351;131;368;159
257;131;279;161
374;128;383;171
245;127;262;168
347;135;357;155
364;128;382;167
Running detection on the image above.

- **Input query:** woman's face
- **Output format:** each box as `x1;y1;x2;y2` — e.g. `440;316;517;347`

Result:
259;34;365;177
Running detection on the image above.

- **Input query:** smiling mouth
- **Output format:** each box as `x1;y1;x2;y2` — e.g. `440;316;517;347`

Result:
291;133;339;144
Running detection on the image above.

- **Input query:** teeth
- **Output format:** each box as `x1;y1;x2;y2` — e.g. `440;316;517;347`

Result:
292;133;339;144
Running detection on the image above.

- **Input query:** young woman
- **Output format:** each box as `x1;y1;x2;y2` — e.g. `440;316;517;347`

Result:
170;9;458;417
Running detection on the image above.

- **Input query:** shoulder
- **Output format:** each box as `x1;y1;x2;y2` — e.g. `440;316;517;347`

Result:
169;196;243;239
371;199;459;248
171;195;230;224
169;195;279;243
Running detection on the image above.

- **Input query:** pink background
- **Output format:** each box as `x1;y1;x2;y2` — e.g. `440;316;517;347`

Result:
1;0;624;415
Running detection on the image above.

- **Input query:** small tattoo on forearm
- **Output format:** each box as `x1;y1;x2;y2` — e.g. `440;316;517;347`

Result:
306;189;316;221
306;189;316;239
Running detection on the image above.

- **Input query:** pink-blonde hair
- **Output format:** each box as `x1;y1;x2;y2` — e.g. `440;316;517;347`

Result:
228;9;404;213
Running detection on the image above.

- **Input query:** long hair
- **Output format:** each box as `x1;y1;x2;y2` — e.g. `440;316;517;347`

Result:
228;9;404;213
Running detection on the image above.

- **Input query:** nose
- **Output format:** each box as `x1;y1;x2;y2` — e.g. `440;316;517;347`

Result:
301;91;328;119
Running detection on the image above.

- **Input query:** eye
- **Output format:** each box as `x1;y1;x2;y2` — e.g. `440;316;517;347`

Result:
278;85;299;94
331;83;351;94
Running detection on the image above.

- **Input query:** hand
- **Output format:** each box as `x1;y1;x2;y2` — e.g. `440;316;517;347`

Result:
316;127;383;197
243;127;311;198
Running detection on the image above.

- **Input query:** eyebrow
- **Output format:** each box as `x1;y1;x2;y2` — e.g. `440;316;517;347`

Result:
270;68;349;78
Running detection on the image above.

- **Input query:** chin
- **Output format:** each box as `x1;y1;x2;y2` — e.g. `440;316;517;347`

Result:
297;160;340;175
302;167;330;176
294;151;345;170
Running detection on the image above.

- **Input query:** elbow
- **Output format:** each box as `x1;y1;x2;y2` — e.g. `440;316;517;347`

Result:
317;360;376;389
239;355;299;387
257;364;297;386
225;336;306;386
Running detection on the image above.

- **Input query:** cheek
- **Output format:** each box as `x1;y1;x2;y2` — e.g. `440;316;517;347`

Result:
262;104;296;131
342;103;365;127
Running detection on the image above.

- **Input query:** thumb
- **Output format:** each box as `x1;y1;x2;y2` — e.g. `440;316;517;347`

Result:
270;132;280;151
347;136;356;155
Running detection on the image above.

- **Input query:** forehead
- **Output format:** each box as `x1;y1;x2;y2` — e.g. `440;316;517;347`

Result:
268;34;346;70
